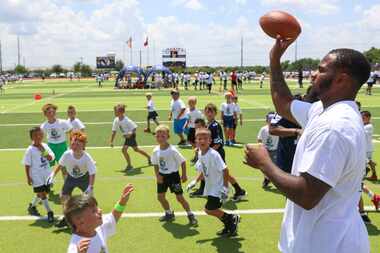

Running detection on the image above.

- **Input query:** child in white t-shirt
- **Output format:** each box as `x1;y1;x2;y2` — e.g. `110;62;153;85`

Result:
67;105;85;132
151;125;198;225
23;127;55;223
220;92;237;146
184;96;203;149
65;184;134;253
110;104;151;171
144;93;159;133
47;131;97;228
40;103;72;166
257;112;279;188
194;128;240;237
231;95;243;144
362;111;377;180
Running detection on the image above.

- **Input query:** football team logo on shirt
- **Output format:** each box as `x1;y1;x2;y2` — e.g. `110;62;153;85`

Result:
72;166;81;177
51;128;60;139
40;156;48;169
159;157;167;171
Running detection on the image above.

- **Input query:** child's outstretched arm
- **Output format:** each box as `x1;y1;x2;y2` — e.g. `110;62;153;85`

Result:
112;184;134;222
110;131;116;147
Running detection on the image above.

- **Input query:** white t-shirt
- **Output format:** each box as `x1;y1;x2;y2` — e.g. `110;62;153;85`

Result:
151;145;186;174
196;148;226;198
67;214;116;253
278;100;369;253
67;118;85;131
23;143;55;187
41;119;72;144
170;99;186;120
147;100;156;112
220;102;235;117
364;124;373;153
257;125;279;151
59;150;96;178
187;109;203;128
112;116;137;136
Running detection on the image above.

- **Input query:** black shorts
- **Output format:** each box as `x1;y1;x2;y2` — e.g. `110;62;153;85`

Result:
205;196;222;210
33;184;51;193
232;80;237;86
187;127;196;143
147;111;158;120
124;133;138;147
367;82;374;87
157;172;183;195
62;173;89;195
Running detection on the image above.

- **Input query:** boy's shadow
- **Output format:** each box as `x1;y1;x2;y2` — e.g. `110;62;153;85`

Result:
222;199;248;211
197;236;245;253
366;219;380;236
116;164;152;176
29;219;71;235
162;222;199;239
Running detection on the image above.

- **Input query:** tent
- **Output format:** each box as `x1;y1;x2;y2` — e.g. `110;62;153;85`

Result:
114;65;145;87
144;64;172;81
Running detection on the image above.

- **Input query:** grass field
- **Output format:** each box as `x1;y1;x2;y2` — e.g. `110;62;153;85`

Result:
0;79;379;252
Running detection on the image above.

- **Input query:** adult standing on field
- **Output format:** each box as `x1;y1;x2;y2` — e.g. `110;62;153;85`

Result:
230;70;238;91
245;35;371;253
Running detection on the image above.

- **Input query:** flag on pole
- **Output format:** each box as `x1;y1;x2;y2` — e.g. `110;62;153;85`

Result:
144;37;148;47
127;37;132;48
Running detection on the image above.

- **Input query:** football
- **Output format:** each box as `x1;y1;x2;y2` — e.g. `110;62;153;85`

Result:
259;11;301;39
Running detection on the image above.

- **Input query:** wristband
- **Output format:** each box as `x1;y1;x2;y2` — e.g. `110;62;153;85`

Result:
114;202;126;213
42;150;49;157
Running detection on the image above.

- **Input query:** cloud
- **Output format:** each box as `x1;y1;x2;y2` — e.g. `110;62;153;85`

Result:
260;0;340;15
172;0;205;10
235;0;247;5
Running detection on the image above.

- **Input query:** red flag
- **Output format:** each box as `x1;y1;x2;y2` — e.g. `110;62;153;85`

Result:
144;37;148;47
127;37;132;48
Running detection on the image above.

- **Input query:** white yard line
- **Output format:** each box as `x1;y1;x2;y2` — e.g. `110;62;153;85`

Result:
0;206;376;221
0;118;265;127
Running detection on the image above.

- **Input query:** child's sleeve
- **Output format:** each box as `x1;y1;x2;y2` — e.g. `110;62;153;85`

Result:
173;147;186;164
63;120;73;132
77;119;85;130
214;152;227;172
23;148;32;166
111;118;118;132
151;150;158;165
86;153;96;175
101;214;117;239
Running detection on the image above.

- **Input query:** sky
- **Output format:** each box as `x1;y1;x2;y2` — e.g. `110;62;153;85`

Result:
0;0;379;69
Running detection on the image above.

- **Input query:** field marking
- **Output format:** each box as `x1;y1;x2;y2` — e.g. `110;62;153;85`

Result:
1;140;380;152
0;118;266;127
0;206;376;221
0;84;90;114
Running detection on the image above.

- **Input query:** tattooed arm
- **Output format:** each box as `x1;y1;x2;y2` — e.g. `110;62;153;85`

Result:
269;36;297;124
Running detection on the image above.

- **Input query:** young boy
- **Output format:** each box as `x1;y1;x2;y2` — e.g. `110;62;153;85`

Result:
144;93;159;133
221;92;237;146
231;95;243;144
168;90;187;145
41;103;72;166
190;103;247;202
362;111;377;180
23;127;55;222
66;184;134;253
195;128;240;236
184;96;203;151
47;131;97;228
257;112;279;188
67;105;86;132
151;125;198;225
110;104;151;171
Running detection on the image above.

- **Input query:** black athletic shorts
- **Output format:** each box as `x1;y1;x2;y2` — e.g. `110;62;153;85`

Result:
62;173;89;195
367;82;374;87
205;196;222;210
157;172;183;195
124;133;138;147
215;147;226;162
33;184;51;193
187;127;196;143
147;111;158;120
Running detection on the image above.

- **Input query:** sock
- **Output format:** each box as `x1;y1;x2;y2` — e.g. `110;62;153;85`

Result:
42;199;52;212
232;183;243;193
187;211;193;216
220;212;232;225
31;196;40;207
199;180;205;192
165;210;172;215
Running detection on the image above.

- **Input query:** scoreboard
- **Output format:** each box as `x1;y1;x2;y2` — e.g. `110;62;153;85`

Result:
162;48;186;68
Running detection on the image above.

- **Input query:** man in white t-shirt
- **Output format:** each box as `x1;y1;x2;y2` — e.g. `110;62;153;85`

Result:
245;37;371;253
168;89;187;145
